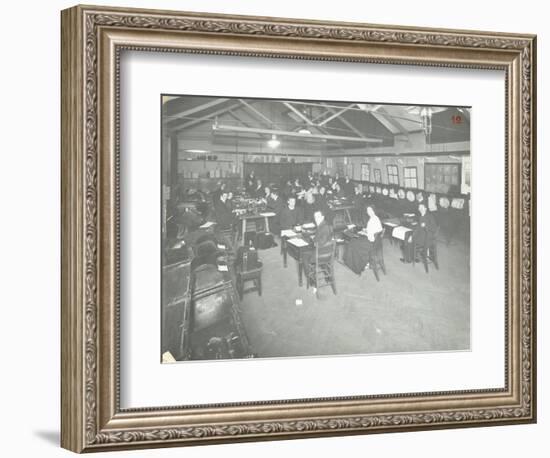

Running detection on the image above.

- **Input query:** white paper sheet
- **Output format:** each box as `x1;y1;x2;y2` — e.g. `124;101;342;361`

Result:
392;226;413;240
281;230;298;238
287;238;309;247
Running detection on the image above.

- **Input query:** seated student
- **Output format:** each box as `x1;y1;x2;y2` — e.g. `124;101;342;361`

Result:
333;182;345;198
281;179;293;199
266;188;284;213
317;186;328;206
401;203;438;263
315;186;334;224
279;197;303;231
225;191;234;212
327;176;335;193
320;171;330;187
343;205;383;275
301;192;317;223
263;186;271;201
301;210;334;271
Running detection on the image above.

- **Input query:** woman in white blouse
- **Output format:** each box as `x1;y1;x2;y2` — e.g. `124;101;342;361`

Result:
365;205;383;242
344;205;383;275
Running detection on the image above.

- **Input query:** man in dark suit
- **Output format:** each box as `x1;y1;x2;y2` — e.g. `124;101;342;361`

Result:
214;191;235;230
267;189;283;211
245;170;255;193
211;182;226;204
266;189;284;234
252;179;264;198
401;203;438;263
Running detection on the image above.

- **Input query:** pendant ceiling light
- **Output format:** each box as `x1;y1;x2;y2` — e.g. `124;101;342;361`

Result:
267;134;280;148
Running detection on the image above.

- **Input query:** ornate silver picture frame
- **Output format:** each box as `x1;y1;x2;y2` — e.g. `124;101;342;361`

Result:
61;4;536;453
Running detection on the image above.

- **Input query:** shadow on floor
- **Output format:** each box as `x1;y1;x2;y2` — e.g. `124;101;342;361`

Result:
34;430;60;446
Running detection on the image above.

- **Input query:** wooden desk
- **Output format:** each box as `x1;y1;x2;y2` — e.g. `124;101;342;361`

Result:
238;212;275;238
330;203;354;226
284;235;314;287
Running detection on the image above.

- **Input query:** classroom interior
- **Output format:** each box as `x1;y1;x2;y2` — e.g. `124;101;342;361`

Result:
161;95;471;362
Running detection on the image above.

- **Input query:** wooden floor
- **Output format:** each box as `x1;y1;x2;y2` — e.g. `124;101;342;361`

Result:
238;236;470;359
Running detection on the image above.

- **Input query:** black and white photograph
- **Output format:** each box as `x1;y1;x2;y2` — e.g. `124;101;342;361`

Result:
161;95;471;362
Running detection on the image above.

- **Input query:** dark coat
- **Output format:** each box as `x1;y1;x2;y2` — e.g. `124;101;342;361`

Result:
266;195;284;215
313;220;333;248
343;180;355;198
417;211;438;245
252;185;264;198
245;174;256;193
302;202;316;224
279;206;303;230
214;200;234;230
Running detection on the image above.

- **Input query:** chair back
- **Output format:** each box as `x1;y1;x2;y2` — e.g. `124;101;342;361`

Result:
373;228;385;254
316;239;336;265
195;240;217;258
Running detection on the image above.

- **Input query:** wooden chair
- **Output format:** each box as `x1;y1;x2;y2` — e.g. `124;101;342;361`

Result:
235;249;263;299
304;240;337;298
217;225;237;252
367;229;387;281
236;264;263;299
412;227;440;273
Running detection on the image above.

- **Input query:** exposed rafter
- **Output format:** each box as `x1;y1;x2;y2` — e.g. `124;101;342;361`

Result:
239;99;277;128
173;101;241;131
318;104;356;126
212;123;383;144
325;107;366;139
283;102;314;125
370;107;409;136
165;98;229;123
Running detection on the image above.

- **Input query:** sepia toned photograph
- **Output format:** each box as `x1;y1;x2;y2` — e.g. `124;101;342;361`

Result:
161;95;471;362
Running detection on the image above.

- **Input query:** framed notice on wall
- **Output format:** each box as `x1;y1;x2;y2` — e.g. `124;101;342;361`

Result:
361;163;370;181
425;162;462;193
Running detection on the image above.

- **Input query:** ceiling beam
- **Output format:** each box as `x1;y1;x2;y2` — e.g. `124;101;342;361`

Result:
172;101;242;131
212;123;383;144
283;102;314;125
165;98;229;123
239;99;277;128
370;107;409;136
325;107;367;139
318;104;357;126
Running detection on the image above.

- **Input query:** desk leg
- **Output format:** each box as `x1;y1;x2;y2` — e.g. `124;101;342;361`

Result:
282;239;288;268
345;209;352;225
265;216;270;234
241;219;246;242
297;255;303;287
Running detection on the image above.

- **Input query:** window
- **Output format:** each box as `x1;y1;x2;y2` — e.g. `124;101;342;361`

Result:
361;163;370;181
374;168;381;183
403;166;418;188
387;164;399;185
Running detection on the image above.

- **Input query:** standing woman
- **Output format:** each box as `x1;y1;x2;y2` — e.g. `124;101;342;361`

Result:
245;170;256;193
